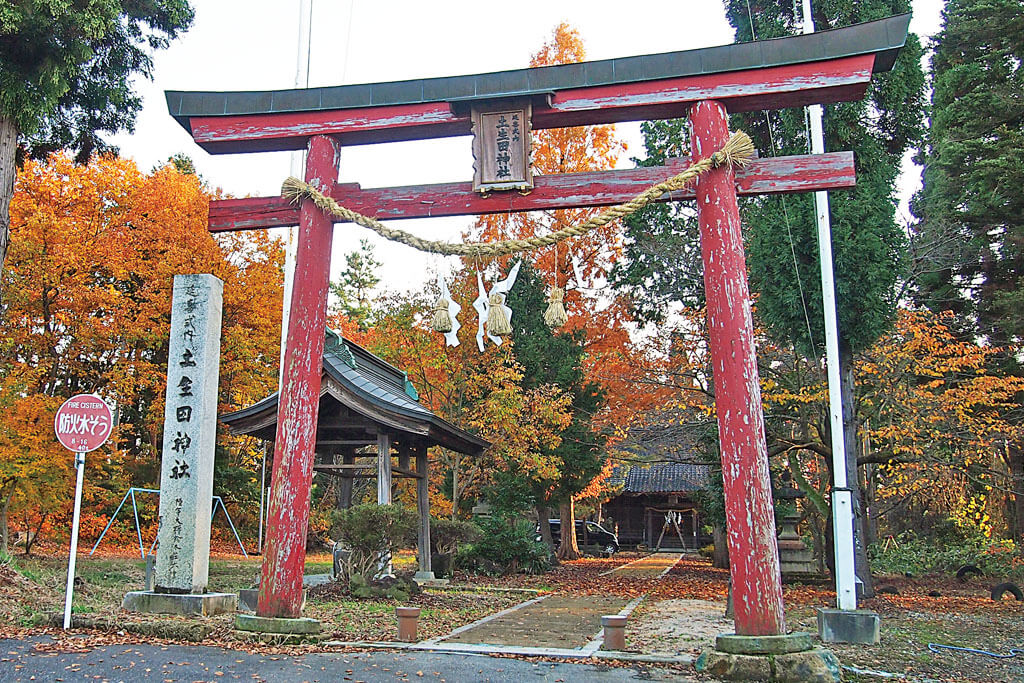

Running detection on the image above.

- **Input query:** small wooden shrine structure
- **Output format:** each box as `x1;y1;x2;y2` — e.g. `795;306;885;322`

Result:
221;330;488;577
604;463;711;551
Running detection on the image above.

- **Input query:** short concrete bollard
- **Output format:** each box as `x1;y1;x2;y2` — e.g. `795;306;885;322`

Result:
396;606;421;642
601;614;627;650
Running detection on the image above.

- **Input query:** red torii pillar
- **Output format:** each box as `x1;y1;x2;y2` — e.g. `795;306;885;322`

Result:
257;134;340;619
692;100;785;635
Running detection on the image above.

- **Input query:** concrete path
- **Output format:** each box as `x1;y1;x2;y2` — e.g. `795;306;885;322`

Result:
443;594;629;649
427;553;682;655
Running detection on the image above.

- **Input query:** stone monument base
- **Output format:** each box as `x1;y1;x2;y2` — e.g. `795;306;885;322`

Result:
817;608;880;644
413;571;449;586
235;613;321;635
122;590;237;617
695;632;841;683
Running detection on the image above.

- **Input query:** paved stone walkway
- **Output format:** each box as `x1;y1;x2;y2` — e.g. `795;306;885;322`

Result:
602;552;683;578
431;553;682;653
443;593;628;649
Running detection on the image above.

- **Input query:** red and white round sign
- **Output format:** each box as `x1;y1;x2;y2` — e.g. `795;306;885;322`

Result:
54;394;113;453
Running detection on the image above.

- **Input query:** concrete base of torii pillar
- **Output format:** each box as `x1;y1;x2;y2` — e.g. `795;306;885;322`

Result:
696;633;842;683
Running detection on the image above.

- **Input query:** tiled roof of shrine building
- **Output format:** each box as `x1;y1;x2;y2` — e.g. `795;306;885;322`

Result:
221;329;488;456
608;463;712;494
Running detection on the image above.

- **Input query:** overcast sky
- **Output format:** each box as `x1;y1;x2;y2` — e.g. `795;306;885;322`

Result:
111;0;945;293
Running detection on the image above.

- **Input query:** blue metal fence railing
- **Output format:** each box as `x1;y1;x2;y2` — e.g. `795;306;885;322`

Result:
88;487;248;558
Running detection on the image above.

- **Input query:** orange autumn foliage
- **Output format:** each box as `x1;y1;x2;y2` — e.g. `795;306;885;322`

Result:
467;24;670;509
333;286;572;518
0;153;283;550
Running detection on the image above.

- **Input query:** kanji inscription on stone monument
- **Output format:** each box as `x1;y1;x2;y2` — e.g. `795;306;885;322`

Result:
154;274;223;594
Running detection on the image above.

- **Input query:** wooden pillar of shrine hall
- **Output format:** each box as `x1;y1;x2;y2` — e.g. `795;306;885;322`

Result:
690;100;786;636
257;134;341;620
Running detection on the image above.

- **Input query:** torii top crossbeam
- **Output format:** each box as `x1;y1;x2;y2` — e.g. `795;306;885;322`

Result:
167;14;908;153
166;15;910;635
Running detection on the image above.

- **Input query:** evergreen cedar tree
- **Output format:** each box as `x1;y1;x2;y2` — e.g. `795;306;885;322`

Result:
0;154;282;554
913;0;1024;541
329;238;382;330
611;1;925;589
0;1;194;289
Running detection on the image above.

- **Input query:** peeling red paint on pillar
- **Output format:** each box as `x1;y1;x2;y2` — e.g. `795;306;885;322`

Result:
256;134;341;619
691;99;786;636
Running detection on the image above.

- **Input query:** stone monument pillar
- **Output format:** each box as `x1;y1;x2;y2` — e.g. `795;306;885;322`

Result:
124;274;236;616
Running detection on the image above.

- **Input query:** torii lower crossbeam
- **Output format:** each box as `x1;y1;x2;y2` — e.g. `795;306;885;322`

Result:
209;152;854;232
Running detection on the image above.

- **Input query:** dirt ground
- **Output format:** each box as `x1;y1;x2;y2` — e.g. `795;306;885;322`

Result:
630;598;733;655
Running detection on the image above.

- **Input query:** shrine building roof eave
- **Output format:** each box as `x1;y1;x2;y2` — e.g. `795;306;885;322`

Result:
221;348;488;457
221;377;488;456
165;13;909;153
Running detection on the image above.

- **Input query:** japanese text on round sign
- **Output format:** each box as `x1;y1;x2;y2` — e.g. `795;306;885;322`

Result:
54;394;113;453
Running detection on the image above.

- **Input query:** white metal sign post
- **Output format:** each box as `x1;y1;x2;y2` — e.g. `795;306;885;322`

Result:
54;393;113;630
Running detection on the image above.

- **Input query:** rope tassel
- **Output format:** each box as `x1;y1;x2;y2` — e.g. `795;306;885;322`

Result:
544;287;568;329
431;294;453;333
486;292;512;336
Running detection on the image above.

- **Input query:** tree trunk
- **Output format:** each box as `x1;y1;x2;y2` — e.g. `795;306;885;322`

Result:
537;505;555;557
451;454;459;520
840;340;874;598
0;480;14;557
23;513;46;556
712;523;729;568
0;114;15;295
1007;442;1024;547
555;499;581;561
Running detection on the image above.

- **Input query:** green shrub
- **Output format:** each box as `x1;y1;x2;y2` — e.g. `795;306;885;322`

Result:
330;503;417;584
430;517;481;556
429;516;482;577
869;533;1024;580
457;515;550;575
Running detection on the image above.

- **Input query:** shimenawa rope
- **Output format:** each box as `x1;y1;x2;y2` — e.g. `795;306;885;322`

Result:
280;131;754;258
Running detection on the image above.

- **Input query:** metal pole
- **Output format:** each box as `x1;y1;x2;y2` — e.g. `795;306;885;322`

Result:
130;489;145;560
89;489;132;555
802;0;858;612
280;0;314;382
214;496;250;558
63;452;86;630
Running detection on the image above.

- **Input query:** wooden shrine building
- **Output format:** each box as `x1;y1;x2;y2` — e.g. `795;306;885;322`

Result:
604;463;712;551
221;330;488;578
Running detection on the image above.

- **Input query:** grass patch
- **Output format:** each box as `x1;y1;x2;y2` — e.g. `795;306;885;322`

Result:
0;550;525;647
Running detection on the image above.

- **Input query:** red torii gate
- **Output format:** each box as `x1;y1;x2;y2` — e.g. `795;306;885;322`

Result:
167;14;910;636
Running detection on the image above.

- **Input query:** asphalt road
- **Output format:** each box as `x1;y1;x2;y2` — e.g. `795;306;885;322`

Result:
0;637;691;682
